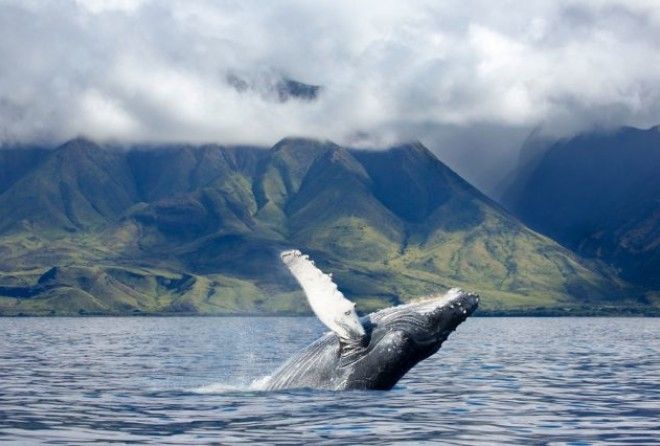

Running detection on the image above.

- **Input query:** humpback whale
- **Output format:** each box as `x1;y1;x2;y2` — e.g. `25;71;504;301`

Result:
265;250;479;391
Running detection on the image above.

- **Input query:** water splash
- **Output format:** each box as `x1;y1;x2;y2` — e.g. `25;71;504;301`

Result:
191;375;272;394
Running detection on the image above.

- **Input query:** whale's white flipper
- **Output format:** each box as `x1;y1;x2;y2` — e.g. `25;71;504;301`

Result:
280;250;365;341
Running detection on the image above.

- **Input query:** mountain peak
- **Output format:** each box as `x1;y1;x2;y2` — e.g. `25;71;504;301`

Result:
386;141;436;160
59;136;98;148
55;137;102;157
271;137;337;151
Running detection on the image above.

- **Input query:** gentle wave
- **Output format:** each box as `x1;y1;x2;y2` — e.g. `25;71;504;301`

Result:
1;316;658;445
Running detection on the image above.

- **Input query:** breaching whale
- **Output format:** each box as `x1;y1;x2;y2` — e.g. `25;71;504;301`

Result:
264;250;479;391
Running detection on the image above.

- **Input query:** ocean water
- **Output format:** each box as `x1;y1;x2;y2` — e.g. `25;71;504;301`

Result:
0;317;658;445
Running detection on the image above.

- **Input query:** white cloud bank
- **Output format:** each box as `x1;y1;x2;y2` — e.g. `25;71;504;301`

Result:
1;0;660;148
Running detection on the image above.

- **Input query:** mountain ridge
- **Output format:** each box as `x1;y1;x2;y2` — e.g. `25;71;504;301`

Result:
502;125;660;290
0;137;651;316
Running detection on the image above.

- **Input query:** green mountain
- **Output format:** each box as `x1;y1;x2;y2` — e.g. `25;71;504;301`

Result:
0;137;649;315
502;126;660;292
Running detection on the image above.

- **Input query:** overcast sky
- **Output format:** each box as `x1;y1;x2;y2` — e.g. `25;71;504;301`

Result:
1;0;659;193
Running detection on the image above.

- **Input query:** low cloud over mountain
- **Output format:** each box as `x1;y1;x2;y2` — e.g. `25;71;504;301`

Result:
1;0;660;151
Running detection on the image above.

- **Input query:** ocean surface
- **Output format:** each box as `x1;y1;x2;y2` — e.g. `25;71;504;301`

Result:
0;317;658;445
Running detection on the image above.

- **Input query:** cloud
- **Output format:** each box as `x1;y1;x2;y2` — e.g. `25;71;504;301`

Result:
1;0;660;150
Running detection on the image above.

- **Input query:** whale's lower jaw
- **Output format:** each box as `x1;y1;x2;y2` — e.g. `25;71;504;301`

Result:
264;291;479;391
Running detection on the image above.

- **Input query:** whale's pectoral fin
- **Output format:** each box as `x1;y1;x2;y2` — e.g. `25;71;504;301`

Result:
280;249;365;341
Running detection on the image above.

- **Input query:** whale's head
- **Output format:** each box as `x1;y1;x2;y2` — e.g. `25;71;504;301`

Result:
344;288;479;389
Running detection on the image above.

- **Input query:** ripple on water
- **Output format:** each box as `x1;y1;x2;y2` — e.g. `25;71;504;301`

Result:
0;317;659;445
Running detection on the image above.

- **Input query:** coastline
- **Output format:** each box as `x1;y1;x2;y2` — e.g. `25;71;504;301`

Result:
2;307;658;317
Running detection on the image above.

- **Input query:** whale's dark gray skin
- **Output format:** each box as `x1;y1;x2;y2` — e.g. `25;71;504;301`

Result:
264;290;479;391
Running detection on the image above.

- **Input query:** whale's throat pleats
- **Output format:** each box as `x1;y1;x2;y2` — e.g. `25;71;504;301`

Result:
338;333;370;367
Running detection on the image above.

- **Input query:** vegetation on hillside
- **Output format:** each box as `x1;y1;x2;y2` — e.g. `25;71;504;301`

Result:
0;137;650;315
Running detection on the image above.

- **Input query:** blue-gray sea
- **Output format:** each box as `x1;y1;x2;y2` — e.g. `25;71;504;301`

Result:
0;317;658;445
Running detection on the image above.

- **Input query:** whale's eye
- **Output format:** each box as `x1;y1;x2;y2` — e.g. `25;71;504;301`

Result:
344;310;351;316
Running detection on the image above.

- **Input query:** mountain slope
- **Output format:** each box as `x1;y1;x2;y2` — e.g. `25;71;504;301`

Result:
502;126;660;288
0;145;50;194
0;138;139;233
0;137;647;315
